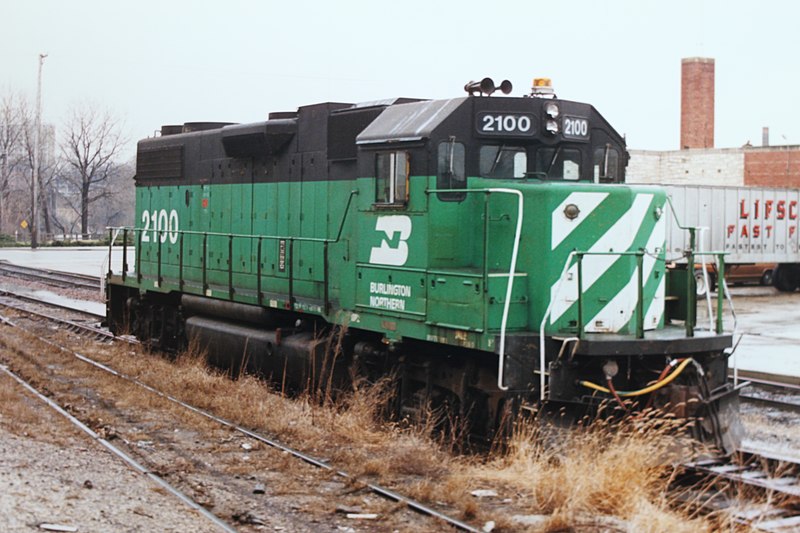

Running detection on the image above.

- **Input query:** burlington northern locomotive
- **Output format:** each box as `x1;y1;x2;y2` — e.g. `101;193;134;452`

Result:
106;78;741;451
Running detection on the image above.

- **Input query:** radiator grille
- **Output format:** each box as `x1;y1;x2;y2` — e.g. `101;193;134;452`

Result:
136;145;183;181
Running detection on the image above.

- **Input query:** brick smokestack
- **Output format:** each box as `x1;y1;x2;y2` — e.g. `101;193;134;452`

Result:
681;57;715;149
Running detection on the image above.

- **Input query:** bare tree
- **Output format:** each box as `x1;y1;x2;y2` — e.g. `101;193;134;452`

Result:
0;92;29;235
20;120;62;240
60;105;126;238
89;157;135;230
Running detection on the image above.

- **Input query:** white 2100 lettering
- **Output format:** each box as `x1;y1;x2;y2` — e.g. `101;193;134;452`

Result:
369;215;412;266
141;209;179;244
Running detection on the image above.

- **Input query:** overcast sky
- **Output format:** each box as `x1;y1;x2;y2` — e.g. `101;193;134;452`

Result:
3;0;798;157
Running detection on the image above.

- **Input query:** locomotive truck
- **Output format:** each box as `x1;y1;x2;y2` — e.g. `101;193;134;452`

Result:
106;78;741;451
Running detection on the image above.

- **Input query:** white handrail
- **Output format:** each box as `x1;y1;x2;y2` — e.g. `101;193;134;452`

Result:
489;188;524;392
539;250;578;401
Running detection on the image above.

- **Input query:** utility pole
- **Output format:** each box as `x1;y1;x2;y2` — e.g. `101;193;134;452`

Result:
31;52;47;249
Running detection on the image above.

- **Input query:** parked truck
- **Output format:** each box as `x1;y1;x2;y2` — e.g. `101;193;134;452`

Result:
660;184;800;292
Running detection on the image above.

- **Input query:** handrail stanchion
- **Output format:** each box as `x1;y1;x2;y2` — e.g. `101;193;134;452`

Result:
289;238;295;310
136;229;143;284
228;234;234;299
257;237;263;306
577;253;584;339
636;251;644;339
157;231;163;285
178;232;184;290
716;254;725;334
483;192;490;333
323;241;329;313
107;229;113;278
122;229;128;282
202;233;208;295
686;228;696;338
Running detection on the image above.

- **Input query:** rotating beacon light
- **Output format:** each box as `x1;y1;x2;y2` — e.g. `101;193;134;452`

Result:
530;77;556;98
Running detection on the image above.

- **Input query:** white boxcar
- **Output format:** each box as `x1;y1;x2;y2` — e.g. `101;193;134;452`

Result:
662;184;800;263
657;184;800;292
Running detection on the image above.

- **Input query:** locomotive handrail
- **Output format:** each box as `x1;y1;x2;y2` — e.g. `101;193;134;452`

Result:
108;190;359;247
539;250;578;401
426;187;523;392
107;190;359;312
541;248;731;400
663;194;735;337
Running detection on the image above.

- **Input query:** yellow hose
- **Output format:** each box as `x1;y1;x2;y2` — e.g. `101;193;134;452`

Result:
578;358;694;398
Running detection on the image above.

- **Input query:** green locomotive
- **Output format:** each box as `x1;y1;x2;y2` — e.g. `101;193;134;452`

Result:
106;78;741;450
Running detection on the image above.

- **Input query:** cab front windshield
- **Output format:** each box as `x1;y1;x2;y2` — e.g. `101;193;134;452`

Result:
479;144;586;181
479;145;526;179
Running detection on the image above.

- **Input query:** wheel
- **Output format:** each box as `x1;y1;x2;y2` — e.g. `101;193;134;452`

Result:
773;264;800;292
760;270;774;286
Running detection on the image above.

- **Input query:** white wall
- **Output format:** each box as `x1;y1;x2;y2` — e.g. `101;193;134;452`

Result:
627;148;744;186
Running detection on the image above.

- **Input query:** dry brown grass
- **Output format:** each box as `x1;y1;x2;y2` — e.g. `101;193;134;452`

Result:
464;412;714;532
82;339;453;483
0;320;745;531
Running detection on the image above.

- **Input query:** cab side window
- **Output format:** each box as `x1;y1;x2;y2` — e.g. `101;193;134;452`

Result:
437;140;465;201
375;151;409;205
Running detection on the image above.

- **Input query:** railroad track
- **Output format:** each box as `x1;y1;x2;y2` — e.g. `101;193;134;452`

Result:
0;291;483;532
735;373;800;414
0;361;238;533
680;448;800;531
0;260;102;291
5;289;800;531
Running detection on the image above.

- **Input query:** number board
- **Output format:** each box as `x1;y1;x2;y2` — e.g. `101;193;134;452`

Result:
476;112;535;137
562;116;590;140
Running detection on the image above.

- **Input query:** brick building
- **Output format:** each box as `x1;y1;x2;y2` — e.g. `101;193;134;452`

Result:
628;58;800;188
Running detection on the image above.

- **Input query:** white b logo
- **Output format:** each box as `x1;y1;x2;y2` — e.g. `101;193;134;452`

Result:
369;215;412;266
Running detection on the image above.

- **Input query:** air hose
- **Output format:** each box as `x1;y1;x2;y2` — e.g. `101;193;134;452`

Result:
578;357;694;398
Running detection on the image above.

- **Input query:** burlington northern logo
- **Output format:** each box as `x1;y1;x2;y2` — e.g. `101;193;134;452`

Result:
369;215;412;266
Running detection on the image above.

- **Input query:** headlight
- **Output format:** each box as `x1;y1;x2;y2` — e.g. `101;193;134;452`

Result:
545;102;560;118
546;119;559;135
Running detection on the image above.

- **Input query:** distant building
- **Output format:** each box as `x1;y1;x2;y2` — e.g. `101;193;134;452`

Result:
629;58;800;189
628;145;800;188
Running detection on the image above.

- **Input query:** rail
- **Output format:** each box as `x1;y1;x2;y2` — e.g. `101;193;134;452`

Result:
106;190;358;314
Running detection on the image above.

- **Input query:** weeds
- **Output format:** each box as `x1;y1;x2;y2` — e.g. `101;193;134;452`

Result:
0;320;743;531
468;410;713;531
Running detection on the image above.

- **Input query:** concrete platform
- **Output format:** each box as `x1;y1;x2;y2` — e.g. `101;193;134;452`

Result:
0;247;132;277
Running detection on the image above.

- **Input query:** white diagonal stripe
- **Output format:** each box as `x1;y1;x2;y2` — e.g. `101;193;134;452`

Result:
551;192;609;250
582;198;666;333
584;269;639;332
549;193;654;325
643;276;666;330
642;210;666;330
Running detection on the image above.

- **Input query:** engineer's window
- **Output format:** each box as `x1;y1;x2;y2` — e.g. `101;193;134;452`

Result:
375;151;409;205
593;146;620;182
